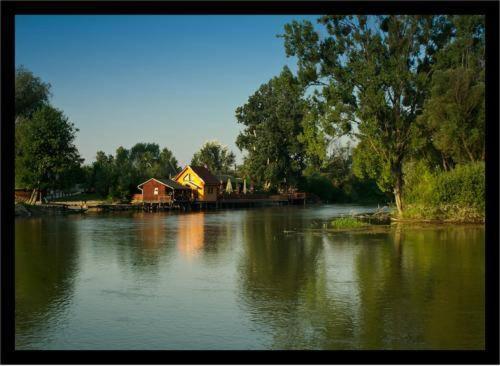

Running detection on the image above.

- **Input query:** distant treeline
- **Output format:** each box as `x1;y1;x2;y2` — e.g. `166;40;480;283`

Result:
15;15;485;217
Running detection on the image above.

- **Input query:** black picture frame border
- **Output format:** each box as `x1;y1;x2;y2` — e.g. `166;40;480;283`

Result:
1;1;498;364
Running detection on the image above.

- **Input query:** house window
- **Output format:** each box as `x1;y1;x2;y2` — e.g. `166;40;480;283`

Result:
154;187;159;195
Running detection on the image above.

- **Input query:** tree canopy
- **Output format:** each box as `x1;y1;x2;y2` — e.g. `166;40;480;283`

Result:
416;15;485;168
15;66;52;121
86;144;181;200
16;105;82;195
236;67;306;190
281;15;454;214
191;141;235;175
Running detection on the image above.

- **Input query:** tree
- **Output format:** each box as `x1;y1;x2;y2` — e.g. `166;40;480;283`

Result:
235;67;306;190
417;15;484;167
110;146;134;200
15;67;53;178
91;151;115;197
154;147;181;178
191;141;235;175
281;15;453;214
16;105;82;203
15;66;51;121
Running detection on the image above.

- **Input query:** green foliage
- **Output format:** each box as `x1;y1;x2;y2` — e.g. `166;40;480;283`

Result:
86;143;181;200
299;173;336;202
15;105;82;191
330;217;368;229
299;171;387;204
15;66;51;120
403;162;484;221
236;67;306;190
416;16;485;167
281;15;454;214
191;141;235;175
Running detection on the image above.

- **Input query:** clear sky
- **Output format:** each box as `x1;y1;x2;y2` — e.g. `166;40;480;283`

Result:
15;15;318;166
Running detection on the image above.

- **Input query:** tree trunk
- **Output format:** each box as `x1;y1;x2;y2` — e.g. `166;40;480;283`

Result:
392;162;404;217
27;189;37;205
394;182;403;217
442;154;449;171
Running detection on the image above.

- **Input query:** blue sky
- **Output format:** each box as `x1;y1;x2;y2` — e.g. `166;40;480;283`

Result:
16;15;318;166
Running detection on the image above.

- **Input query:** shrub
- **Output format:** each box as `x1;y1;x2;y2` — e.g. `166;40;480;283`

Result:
431;162;485;210
403;161;484;220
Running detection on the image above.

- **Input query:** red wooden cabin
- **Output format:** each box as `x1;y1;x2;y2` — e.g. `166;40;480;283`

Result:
137;178;191;203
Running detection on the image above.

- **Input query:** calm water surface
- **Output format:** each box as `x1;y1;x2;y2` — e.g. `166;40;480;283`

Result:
15;205;485;350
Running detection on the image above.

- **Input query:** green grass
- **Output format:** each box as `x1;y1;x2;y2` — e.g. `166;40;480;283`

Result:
330;217;369;229
401;203;484;223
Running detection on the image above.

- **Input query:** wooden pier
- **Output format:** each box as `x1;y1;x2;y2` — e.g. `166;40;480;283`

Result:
54;192;310;213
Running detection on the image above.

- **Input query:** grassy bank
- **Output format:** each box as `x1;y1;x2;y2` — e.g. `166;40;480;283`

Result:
330;217;369;229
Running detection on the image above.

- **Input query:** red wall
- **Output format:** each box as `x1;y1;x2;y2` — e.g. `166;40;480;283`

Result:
142;180;168;201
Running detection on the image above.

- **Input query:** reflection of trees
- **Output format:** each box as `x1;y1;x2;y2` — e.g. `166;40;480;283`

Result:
111;212;176;280
15;218;80;349
238;212;485;350
354;224;485;349
238;209;335;349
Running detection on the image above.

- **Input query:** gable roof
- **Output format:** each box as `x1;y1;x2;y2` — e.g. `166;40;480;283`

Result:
174;165;220;185
189;166;220;185
137;178;190;190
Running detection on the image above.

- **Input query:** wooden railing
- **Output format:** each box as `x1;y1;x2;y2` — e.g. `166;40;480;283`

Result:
138;195;173;203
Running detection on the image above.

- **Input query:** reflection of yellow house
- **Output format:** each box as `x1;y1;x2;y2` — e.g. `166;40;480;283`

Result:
177;213;205;259
174;166;219;202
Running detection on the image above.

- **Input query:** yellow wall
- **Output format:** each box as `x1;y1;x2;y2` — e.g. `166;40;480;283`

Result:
175;166;218;202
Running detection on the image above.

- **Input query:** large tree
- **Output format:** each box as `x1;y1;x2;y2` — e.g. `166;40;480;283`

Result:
154;147;181;178
15;66;51;121
191;141;235;175
16;105;82;203
235;67;306;190
416;15;484;168
281;15;452;214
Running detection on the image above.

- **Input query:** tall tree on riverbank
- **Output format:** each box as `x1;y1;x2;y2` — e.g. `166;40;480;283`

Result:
15;67;54;186
416;15;485;168
16;105;82;203
281;15;453;214
191;141;236;175
236;67;307;190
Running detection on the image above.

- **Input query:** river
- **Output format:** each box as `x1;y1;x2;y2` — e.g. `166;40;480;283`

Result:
15;204;485;350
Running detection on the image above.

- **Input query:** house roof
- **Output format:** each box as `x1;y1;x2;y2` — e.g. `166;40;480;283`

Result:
137;178;190;190
189;166;220;185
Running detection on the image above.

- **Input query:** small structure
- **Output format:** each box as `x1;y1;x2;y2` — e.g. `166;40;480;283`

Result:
137;178;191;204
225;177;233;194
174;166;219;202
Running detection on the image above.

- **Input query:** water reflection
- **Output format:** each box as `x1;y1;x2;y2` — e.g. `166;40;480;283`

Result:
15;217;80;349
15;207;485;350
238;216;485;350
177;212;206;259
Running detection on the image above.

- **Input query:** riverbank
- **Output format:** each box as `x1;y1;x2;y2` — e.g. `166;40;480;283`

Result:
15;203;88;217
395;203;485;224
15;201;485;224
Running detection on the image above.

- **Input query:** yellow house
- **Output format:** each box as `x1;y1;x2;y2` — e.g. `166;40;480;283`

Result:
174;166;220;202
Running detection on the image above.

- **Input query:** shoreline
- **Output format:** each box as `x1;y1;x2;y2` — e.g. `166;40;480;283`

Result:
15;202;485;225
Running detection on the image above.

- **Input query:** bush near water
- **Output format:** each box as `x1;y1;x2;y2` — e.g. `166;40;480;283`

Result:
402;162;485;221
